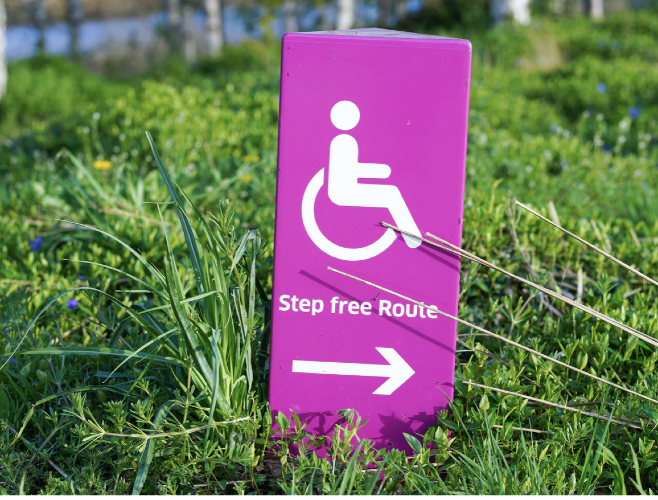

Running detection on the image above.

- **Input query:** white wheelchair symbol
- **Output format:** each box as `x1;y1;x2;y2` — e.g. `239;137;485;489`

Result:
302;101;421;261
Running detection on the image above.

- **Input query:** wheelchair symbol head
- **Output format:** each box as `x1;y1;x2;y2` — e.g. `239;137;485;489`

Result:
331;101;360;131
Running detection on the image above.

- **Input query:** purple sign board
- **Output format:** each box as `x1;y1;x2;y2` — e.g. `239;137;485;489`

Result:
270;28;472;452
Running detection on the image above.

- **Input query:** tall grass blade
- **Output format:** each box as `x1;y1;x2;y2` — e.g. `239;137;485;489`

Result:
577;412;614;494
58;220;166;286
20;346;182;366
164;257;217;400
132;400;176;495
204;329;223;450
146;131;207;316
600;446;627;494
336;443;362;495
363;457;387;495
627;443;646;494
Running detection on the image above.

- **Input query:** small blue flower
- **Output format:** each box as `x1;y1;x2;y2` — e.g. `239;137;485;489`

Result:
602;145;611;152
629;107;640;119
596;83;607;94
67;298;79;311
79;275;86;281
29;236;43;252
0;356;17;367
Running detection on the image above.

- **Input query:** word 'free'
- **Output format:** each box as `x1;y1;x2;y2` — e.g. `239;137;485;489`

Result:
278;295;438;319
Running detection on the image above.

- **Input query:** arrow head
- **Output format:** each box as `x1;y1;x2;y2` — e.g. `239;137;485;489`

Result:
372;347;414;395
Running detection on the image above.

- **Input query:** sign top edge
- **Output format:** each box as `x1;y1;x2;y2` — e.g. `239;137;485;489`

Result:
284;28;471;47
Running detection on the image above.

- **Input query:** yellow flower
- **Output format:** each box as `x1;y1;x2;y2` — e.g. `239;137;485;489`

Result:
93;160;113;171
241;154;260;163
240;174;253;183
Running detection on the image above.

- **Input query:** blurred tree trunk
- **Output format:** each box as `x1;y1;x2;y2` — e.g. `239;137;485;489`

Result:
395;0;407;23
168;0;183;53
490;0;531;25
378;0;393;27
337;0;355;30
283;0;299;32
319;3;333;30
584;0;604;19
66;0;84;60
0;0;6;102
28;0;47;53
203;0;223;55
182;3;197;60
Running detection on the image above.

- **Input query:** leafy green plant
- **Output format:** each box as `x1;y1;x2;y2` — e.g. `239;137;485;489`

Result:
5;134;271;494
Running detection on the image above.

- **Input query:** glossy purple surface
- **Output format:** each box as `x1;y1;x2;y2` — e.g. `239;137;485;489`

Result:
270;28;472;452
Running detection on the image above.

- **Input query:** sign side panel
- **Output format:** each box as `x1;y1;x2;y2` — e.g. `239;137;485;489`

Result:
270;34;472;452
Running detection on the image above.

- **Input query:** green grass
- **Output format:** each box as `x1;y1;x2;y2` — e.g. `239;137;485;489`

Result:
2;8;658;494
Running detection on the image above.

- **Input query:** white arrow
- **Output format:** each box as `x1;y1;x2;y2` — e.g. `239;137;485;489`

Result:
292;347;414;395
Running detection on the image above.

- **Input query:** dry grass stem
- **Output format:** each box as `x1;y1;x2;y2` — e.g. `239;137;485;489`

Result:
95;416;250;440
567;401;601;408
492;424;548;434
515;200;658;287
381;222;658;348
423;228;658;346
463;381;642;429
327;266;658;407
98;207;171;227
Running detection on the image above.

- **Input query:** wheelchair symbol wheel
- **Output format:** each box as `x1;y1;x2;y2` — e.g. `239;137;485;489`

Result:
302;168;397;261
